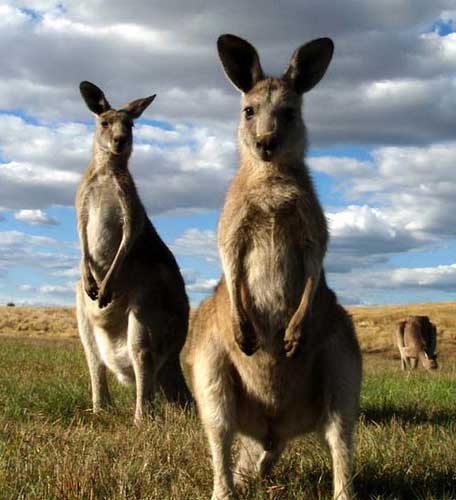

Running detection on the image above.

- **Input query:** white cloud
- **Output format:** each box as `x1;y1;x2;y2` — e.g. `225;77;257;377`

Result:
389;264;456;291
0;114;236;214
172;228;218;262
0;4;30;28
14;209;59;226
51;266;80;278
313;142;456;242
0;230;57;248
39;282;76;295
0;230;79;278
327;205;424;255
181;267;219;299
331;262;456;296
186;278;218;294
0;0;453;145
309;157;372;178
18;283;34;292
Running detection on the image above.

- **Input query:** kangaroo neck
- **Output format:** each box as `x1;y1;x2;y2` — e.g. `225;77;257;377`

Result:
93;145;130;173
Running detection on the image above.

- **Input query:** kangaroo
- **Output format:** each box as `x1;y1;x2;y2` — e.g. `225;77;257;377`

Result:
76;81;190;423
396;316;438;370
181;35;362;500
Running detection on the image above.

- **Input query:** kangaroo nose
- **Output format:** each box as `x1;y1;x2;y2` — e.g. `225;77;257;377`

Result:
113;136;126;147
256;136;277;160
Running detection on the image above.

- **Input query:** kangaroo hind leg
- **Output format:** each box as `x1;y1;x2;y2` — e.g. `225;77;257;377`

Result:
76;284;110;412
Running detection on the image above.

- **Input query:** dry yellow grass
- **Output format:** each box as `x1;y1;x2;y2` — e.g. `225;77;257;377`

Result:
1;301;455;355
0;306;77;338
347;301;456;359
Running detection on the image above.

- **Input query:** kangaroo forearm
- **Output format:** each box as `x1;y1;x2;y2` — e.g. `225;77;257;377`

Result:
77;218;93;278
102;235;130;287
220;241;248;319
224;262;243;318
289;264;321;328
106;202;144;274
283;267;320;357
289;275;315;329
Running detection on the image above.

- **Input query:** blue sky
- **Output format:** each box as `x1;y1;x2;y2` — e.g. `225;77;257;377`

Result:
0;1;455;306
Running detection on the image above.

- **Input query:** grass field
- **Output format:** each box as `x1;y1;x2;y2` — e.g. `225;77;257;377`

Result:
1;303;455;499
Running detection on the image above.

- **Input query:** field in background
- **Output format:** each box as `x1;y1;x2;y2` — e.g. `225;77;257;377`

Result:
1;301;454;355
1;303;455;499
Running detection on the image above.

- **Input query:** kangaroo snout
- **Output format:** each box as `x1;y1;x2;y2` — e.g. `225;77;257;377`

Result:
255;135;278;161
112;135;128;153
113;135;127;147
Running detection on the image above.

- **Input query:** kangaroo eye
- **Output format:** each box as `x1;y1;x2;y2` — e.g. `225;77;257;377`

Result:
101;120;109;128
243;107;254;120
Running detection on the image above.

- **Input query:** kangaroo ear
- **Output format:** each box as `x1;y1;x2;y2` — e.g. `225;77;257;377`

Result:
79;81;111;115
283;38;334;94
217;34;264;93
121;95;156;120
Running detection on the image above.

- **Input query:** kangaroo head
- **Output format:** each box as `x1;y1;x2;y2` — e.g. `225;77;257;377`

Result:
423;351;438;370
217;34;333;164
79;81;155;157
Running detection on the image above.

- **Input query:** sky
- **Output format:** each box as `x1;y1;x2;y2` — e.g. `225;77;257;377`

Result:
0;0;455;307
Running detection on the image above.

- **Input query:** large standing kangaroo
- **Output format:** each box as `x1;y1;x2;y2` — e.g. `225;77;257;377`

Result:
76;82;190;423
181;35;362;500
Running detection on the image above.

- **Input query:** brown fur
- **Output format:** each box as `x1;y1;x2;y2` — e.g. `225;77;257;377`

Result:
181;36;362;500
76;82;190;423
396;316;438;370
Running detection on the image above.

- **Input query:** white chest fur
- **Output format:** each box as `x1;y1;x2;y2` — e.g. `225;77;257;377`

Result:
245;218;304;329
86;182;123;278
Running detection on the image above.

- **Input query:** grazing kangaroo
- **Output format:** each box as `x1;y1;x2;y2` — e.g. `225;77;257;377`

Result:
181;35;362;500
76;81;190;423
396;316;438;370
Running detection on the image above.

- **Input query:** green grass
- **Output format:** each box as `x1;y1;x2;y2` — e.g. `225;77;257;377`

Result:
1;337;455;499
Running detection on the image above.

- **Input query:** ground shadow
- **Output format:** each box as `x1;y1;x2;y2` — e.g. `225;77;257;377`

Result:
279;467;456;500
353;465;456;500
361;405;456;426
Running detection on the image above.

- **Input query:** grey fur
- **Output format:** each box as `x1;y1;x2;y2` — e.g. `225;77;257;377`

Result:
76;82;190;423
182;36;362;500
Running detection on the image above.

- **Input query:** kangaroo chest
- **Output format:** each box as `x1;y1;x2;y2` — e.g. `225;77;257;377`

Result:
245;212;305;314
85;177;123;278
241;185;312;326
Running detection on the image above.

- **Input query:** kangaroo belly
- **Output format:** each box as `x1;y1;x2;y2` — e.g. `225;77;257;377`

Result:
233;349;322;433
94;325;135;385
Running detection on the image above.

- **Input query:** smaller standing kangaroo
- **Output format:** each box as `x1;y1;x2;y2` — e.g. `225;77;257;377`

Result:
182;35;362;500
396;316;438;370
76;81;190;423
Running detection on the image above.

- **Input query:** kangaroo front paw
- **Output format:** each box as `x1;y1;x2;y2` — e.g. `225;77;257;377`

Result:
85;282;99;301
283;326;301;358
83;271;99;301
98;282;113;308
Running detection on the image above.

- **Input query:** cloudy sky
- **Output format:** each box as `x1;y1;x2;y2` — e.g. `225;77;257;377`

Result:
0;0;455;307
